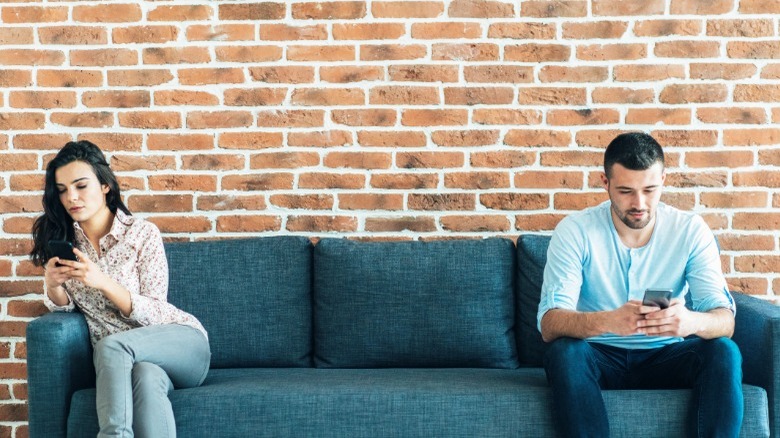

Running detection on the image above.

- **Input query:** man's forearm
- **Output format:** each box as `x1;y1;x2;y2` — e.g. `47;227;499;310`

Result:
540;309;611;343
689;308;734;339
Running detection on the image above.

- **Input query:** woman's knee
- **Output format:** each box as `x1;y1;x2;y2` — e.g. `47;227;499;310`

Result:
132;362;172;398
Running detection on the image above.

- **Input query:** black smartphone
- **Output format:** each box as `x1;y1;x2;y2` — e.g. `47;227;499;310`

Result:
642;289;673;309
48;240;78;266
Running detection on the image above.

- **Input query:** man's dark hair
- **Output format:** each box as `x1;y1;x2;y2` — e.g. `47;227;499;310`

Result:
603;132;665;179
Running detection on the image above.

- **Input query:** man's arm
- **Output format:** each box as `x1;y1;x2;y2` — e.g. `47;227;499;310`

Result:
638;300;734;339
540;301;645;343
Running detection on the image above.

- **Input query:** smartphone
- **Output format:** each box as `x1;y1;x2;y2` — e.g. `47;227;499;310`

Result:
642;289;673;309
48;240;78;266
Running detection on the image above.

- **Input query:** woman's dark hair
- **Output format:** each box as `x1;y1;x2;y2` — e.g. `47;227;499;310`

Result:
30;140;130;266
604;132;665;179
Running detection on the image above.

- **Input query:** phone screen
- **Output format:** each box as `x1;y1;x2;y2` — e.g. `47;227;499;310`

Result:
48;240;78;265
642;289;672;309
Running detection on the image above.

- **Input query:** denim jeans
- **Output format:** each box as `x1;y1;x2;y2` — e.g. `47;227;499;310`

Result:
93;324;211;438
543;337;743;438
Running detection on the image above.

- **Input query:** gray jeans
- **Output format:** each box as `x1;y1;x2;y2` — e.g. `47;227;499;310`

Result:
93;324;211;438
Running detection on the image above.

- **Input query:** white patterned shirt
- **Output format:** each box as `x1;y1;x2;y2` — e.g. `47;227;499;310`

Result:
43;210;207;346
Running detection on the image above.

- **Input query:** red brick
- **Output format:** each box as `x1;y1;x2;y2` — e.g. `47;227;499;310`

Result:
182;154;244;171
292;2;365;19
432;130;500;147
143;47;211;65
107;69;173;87
505;44;569;62
38;26;107;45
540;66;608;83
0;27;32;45
577;44;647;61
287;216;358;233
563;21;628;39
10;91;76;109
518;87;587;105
148;217;211;234
633;19;701;36
114;26;179;44
740;0;780;13
79;133;141;151
728;41;780;59
696;108;765;124
260;24;327;41
357;131;427;147
0;281;38;297
337;23;406;39
324;152;392;169
217;215;281;232
0;155;40;172
372;2;444;18
332;109;396;126
198;195;267;211
396;152;464;168
288;131;353;147
613;64;685;81
734;85;780;102
471;151;536;168
671;0;733;14
148;175;217;192
2;7;68;23
225;88;287;106
0;49;65;66
733;171;780;188
448;1;514;17
516;171;583;189
257;110;324;128
9;175;44;192
488;22;556;39
480;193;549;210
70;49;136;67
432;43;498;61
626;108;691;125
759;149;780;166
521;1;587;17
401;109;468;126
149;5;213;21
154;90;219;106
287;45;355;62
220;3;285;20
365;216;437;232
188;24;255;41
593;0;664;15
444;87;514;105
216;45;282;63
440;215;511;232
724;129;780;146
665;172;727;188
119;111;180;129
409;194;475;211
660;84;728;104
7;301;48;318
0;70;31;87
700;192;768;209
146;134;212;151
12;134;70;151
727;278;768;295
707;19;773;37
390;65;459;82
444;172;510;189
515;214;566;231
370;174;438;189
464;65;533;83
298;173;365;189
540;151;603;167
291;88;364;106
473;109;542;125
655;41;720;58
717;234;776;252
82;90;150;108
187;111;252;129
110;155;176;172
251;66;315;84
554;192;609;210
691;63;756;80
685;151;754;168
73;4;142;22
339;194;404;210
363;44;428;61
221;174;294;191
735;256;780;274
652;130;718;147
370;86;439;105
320;66;384;85
52;112;111;128
269;194;332;210
591;88;654;104
547;109;620;125
250;152;320;169
4;217;35;235
505;129;571;147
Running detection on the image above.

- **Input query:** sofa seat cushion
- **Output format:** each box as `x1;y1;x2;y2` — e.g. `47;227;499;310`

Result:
66;368;769;437
165;236;313;368
313;238;518;368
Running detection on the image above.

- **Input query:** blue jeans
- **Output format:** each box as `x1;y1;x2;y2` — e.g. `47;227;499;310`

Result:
543;337;743;438
93;324;211;438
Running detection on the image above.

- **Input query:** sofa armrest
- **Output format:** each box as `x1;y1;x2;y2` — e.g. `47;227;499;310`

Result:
26;312;95;438
732;292;780;437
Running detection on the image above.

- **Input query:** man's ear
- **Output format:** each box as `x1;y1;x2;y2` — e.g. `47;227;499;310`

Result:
600;172;609;190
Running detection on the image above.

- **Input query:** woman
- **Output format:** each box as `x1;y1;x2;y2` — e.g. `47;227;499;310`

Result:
30;140;210;438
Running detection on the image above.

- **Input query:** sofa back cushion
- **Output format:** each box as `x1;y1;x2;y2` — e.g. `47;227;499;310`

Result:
313;238;518;368
165;237;313;368
515;234;551;367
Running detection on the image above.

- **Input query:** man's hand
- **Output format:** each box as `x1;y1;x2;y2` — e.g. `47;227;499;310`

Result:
604;300;645;336
637;299;697;337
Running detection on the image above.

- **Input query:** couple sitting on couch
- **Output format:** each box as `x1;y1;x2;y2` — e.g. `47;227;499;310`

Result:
29;132;740;438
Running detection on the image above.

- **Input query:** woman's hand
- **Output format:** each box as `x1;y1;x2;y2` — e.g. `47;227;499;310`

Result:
44;256;74;289
56;248;115;293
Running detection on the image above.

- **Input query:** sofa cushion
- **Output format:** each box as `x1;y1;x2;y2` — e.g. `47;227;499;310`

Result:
165;236;313;368
516;234;551;367
312;238;518;368
65;369;769;437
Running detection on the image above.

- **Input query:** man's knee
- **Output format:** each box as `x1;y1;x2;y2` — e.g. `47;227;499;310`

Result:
700;337;742;373
544;337;592;368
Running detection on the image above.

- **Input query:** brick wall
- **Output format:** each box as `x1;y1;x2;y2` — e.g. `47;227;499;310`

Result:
2;0;780;433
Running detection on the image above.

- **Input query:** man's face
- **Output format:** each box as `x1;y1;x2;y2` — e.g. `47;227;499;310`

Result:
601;162;665;230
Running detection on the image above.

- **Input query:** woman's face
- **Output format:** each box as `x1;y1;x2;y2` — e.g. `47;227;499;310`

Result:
55;160;110;224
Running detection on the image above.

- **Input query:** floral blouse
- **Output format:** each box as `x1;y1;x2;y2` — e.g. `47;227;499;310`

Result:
43;210;207;346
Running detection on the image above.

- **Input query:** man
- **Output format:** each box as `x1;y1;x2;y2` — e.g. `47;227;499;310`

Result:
537;132;743;437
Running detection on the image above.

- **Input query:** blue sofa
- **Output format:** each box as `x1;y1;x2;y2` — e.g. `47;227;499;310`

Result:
26;235;777;437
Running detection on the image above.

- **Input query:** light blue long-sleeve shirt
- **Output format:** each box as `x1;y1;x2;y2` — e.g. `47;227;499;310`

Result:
537;201;735;349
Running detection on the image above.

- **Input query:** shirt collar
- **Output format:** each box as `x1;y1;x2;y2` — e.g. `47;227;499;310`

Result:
72;209;135;244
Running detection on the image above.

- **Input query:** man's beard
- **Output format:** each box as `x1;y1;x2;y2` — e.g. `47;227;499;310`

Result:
613;205;652;229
